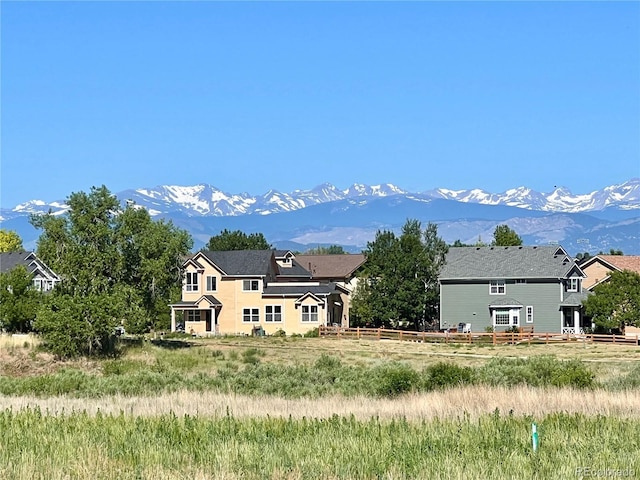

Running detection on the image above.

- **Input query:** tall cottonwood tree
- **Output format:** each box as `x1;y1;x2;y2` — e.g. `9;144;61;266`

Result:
351;219;448;330
30;186;192;356
491;224;523;246
205;229;271;251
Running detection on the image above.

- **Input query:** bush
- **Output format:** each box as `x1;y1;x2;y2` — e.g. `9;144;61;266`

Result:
423;362;475;390
373;363;419;398
304;328;319;338
477;356;595;389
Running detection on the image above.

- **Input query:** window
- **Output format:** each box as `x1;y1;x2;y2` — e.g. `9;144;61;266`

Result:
566;278;580;292
301;305;318;322
186;310;201;322
489;280;506;295
494;310;510;326
526;306;534;323
243;280;260;291
206;276;217;291
243;308;259;323
185;272;198;292
514;279;527;285
265;305;282;322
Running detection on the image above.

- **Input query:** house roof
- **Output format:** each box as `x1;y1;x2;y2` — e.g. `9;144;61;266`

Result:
0;251;60;280
275;259;313;279
559;292;591;307
294;254;366;279
0;251;36;273
262;282;342;297
197;250;275;277
488;297;523;308
439;245;579;280
592;255;640;274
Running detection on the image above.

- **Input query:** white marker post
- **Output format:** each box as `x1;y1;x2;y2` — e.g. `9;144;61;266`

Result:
532;423;539;452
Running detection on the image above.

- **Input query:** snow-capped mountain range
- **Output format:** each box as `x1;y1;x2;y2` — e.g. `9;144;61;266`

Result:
2;178;639;254
5;178;640;219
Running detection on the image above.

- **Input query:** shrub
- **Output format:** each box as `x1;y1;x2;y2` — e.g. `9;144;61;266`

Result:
423;362;475;390
304;328;319;338
373;363;419;398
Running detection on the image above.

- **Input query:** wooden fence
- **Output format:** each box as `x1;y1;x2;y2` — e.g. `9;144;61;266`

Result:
318;326;640;346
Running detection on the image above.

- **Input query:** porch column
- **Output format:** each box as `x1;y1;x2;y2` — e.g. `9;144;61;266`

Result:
171;307;176;332
573;309;580;334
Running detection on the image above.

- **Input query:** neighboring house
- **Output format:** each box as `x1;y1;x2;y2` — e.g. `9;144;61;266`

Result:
169;250;356;336
439;245;589;334
294;253;366;327
579;255;640;290
0;251;61;292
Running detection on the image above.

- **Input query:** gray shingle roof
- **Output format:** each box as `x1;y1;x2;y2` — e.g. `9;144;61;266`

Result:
440;246;576;280
0;251;36;273
560;292;591;307
263;283;339;297
199;250;275;276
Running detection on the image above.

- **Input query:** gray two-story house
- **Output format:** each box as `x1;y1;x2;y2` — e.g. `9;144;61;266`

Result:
439;245;590;334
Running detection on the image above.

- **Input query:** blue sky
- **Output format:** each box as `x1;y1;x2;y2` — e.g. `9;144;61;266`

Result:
1;1;639;207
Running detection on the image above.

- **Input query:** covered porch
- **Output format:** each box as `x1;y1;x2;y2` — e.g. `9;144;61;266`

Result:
169;295;221;336
560;292;591;334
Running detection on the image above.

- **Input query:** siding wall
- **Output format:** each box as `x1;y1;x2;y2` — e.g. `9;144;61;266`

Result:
179;263;326;335
440;279;564;333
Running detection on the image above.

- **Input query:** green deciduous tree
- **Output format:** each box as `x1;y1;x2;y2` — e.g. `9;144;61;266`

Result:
30;186;193;356
205;229;271;251
0;265;41;332
304;245;346;255
0;229;24;252
491;224;523;246
583;270;640;331
351;220;447;330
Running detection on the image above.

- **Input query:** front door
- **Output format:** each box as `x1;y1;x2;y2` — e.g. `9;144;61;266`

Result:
205;309;212;332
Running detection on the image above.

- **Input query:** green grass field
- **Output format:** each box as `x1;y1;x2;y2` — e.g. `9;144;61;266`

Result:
0;335;639;479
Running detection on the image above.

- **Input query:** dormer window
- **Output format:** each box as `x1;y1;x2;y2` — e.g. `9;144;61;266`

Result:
489;280;506;295
566;278;580;292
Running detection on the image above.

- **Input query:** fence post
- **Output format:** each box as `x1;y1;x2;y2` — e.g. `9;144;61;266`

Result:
357;327;360;340
492;331;496;345
377;328;381;340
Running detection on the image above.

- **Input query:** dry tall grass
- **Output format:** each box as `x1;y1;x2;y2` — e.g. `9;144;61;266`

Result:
2;385;639;420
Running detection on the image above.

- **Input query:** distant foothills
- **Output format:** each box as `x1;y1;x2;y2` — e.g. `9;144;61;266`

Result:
1;178;639;255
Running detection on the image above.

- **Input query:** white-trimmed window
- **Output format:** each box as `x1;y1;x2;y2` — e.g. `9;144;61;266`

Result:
243;308;259;323
265;305;282;322
514;279;527;285
206;276;217;292
301;305;318;322
185;272;198;292
566;278;580;292
186;310;201;322
489;280;506;295
494;310;510;326
526;306;534;323
243;280;260;291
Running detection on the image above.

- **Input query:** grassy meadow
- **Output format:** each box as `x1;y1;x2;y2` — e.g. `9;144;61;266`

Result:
0;334;639;479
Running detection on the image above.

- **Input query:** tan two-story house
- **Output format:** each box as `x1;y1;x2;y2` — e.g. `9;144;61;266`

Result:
169;250;356;336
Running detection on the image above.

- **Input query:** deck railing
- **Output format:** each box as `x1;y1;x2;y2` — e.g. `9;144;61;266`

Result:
318;326;640;346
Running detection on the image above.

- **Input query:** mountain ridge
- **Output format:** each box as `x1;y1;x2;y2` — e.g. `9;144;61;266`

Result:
2;178;639;255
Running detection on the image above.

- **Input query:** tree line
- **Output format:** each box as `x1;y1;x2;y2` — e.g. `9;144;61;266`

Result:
1;185;638;357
